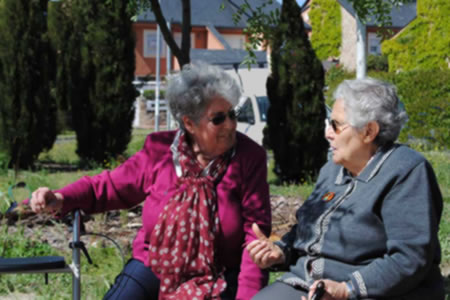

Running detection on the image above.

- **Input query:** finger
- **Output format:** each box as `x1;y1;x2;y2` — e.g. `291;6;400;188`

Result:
248;240;269;257
246;239;262;251
253;246;272;265
252;223;267;240
31;187;52;213
260;249;277;267
308;284;315;299
30;190;45;213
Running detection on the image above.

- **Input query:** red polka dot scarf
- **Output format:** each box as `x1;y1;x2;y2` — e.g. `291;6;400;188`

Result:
149;131;231;300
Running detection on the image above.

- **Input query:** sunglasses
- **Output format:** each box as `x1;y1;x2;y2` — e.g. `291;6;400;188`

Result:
208;109;239;126
328;118;350;134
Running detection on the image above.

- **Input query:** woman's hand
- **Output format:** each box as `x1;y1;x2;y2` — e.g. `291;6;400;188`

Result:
246;223;285;269
302;279;349;300
30;187;64;214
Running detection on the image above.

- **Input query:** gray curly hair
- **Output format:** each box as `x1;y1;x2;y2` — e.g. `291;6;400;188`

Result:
333;77;408;146
166;62;241;127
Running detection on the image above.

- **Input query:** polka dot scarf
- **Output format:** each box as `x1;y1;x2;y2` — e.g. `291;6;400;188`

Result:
149;131;230;300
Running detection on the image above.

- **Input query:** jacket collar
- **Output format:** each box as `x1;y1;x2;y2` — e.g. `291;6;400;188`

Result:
335;144;398;185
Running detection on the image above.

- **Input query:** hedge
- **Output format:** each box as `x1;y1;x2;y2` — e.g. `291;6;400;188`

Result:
382;0;450;72
309;0;341;60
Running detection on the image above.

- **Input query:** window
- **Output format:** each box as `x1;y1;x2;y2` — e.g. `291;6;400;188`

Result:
144;30;195;57
368;33;381;55
173;32;196;49
237;98;255;124
143;30;166;58
222;34;246;49
256;96;269;122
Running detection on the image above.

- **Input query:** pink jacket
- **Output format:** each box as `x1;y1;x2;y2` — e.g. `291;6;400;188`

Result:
57;130;272;299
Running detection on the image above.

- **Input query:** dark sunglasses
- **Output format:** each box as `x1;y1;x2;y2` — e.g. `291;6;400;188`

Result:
208;109;239;126
328;118;349;134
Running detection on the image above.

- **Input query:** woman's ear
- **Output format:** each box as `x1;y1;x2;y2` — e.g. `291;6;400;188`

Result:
182;116;195;135
363;121;380;143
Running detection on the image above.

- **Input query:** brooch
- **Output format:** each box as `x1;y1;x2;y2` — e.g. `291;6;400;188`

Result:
322;192;335;202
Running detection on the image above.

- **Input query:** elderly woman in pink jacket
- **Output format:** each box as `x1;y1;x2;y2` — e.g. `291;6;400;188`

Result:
29;62;272;300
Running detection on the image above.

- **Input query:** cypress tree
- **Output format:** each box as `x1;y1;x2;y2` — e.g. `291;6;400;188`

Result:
49;0;137;164
264;0;328;183
0;0;57;169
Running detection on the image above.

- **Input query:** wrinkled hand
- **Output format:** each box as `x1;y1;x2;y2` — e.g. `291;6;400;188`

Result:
301;279;349;300
246;223;285;269
30;187;64;214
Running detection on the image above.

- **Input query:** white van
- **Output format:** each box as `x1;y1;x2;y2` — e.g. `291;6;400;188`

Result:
226;68;332;152
226;68;270;145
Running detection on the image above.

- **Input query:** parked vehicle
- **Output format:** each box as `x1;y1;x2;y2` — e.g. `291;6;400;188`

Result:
227;68;331;150
226;68;270;146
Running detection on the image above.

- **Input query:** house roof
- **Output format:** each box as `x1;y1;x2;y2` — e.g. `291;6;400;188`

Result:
137;0;281;28
190;49;268;69
338;0;416;28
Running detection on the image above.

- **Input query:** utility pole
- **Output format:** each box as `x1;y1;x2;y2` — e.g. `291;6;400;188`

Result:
356;16;367;79
166;21;172;130
154;0;161;131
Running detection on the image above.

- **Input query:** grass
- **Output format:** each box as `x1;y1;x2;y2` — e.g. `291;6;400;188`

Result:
0;132;449;299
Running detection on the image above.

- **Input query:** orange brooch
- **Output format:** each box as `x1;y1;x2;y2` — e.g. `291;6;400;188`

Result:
322;192;335;202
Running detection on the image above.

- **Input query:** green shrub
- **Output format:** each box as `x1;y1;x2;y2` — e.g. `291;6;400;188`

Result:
0;152;8;174
324;65;354;105
382;0;450;72
143;89;166;100
309;0;341;60
367;69;449;149
367;55;389;72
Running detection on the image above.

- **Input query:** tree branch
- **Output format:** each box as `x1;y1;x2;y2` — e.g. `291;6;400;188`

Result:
148;0;187;66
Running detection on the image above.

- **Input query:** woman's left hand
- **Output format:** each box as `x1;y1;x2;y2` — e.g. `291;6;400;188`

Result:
301;279;349;300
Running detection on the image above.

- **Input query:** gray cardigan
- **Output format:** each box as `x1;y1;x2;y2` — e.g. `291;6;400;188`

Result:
276;144;445;299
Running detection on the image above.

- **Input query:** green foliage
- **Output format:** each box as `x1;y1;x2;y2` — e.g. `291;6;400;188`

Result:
143;89;166;100
324;65;354;105
0;152;8;174
48;0;138;165
366;69;449;149
382;0;450;71
230;0;280;67
309;0;341;60
367;54;389;72
264;0;328;183
0;222;126;299
424;151;450;199
0;0;57;169
346;0;412;26
393;70;450;149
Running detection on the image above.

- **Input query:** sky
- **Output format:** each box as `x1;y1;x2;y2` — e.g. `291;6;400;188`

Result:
276;0;307;7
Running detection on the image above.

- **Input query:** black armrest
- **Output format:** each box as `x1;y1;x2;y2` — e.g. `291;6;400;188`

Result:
0;256;66;273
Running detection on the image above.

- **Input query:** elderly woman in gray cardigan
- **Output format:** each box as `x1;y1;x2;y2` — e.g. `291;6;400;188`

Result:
248;78;445;300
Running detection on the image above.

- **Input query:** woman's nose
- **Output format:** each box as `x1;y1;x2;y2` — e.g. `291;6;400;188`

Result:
225;115;237;129
325;120;334;140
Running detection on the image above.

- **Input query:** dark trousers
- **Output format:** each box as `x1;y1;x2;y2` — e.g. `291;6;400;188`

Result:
103;259;238;300
251;281;308;300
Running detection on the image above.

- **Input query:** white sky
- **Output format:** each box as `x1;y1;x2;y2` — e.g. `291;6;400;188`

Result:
276;0;307;7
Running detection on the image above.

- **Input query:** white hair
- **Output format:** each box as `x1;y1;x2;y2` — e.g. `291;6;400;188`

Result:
166;62;240;127
333;77;408;146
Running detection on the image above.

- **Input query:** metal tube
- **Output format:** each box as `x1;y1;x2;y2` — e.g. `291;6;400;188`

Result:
356;16;367;79
72;210;81;300
166;21;172;130
155;18;161;131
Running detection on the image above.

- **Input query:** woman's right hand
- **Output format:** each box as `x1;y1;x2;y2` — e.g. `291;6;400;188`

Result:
246;223;285;269
30;187;64;214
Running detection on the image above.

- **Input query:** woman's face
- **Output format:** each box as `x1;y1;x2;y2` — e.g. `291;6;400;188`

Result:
325;98;374;175
183;96;237;164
